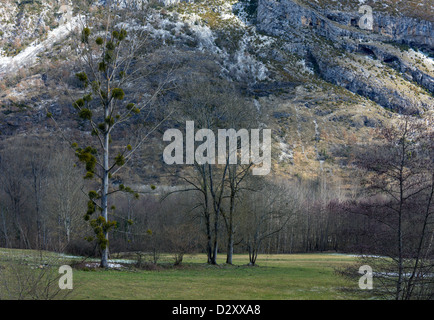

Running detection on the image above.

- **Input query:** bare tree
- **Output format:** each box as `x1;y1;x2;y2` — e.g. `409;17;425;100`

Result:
0;251;73;300
48;4;173;267
163;76;261;264
239;179;295;266
46;149;87;251
29;147;51;251
0;140;31;249
349;116;434;299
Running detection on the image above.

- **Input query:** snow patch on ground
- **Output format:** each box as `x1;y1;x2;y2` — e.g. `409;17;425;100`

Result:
279;141;294;162
84;260;134;269
84;262;124;269
0;15;83;79
58;253;84;259
329;253;386;258
374;272;434;278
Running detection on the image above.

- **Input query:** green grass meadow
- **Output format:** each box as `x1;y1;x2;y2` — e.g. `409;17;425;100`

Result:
0;249;376;300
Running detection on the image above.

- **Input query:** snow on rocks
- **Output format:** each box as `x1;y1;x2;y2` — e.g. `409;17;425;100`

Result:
0;15;83;79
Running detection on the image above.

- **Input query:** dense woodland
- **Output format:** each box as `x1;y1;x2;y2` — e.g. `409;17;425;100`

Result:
0;116;433;300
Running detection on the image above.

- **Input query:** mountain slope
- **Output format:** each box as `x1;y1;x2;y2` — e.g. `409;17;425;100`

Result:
0;0;432;183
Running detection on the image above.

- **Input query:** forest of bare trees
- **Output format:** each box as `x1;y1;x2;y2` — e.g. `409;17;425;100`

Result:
1;118;431;257
0;114;432;299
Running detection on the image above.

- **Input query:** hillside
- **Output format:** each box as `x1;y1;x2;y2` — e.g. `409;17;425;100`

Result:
0;0;433;185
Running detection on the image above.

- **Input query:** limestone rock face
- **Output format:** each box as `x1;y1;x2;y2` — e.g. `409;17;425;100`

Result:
159;0;194;6
257;0;433;48
374;14;433;48
256;0;434;114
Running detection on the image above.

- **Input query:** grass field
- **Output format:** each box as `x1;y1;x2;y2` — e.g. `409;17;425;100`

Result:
0;249;376;300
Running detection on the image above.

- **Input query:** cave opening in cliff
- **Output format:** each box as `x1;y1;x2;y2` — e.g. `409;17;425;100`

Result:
383;56;400;70
357;46;377;60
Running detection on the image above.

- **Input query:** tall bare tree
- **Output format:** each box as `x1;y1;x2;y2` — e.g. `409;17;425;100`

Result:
238;179;295;266
48;3;172;267
46;149;87;251
0;140;31;249
350;116;434;299
164;77;261;264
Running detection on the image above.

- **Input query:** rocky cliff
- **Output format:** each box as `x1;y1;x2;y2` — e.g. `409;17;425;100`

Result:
0;0;433;182
257;0;433;50
256;0;433;114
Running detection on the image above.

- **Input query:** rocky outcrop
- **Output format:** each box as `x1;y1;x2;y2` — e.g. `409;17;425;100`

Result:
374;14;433;50
310;51;430;115
256;0;434;114
355;43;434;94
159;0;194;6
257;0;433;49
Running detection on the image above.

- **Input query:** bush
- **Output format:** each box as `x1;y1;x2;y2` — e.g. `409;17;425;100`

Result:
0;252;72;300
64;239;97;258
